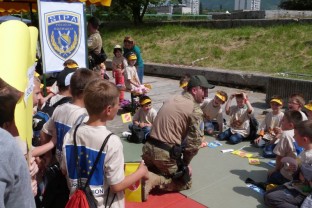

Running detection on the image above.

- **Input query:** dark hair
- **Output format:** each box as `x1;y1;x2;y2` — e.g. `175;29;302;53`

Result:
179;74;191;86
63;59;78;67
0;79;21;127
113;48;122;55
88;16;100;29
284;110;303;126
70;68;98;98
295;120;312;142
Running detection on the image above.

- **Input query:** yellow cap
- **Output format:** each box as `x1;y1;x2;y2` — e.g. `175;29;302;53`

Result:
66;63;78;69
40;84;44;89
180;82;188;88
128;54;137;60
304;103;312;111
35;72;40;77
140;98;151;105
216;92;226;102
270;98;283;106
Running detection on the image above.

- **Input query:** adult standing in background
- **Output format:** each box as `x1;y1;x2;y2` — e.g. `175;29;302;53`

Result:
123;36;144;83
87;17;104;69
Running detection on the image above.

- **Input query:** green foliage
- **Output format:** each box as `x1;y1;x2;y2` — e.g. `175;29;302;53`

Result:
280;0;312;10
102;24;312;77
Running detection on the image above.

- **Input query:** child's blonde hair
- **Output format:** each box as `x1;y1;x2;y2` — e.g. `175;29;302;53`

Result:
84;79;119;115
289;93;305;107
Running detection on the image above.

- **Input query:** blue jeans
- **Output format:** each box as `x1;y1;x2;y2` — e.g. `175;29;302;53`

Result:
137;65;144;84
218;128;245;144
128;123;151;140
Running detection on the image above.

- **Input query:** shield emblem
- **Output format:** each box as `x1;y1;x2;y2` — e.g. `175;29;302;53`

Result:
45;11;81;60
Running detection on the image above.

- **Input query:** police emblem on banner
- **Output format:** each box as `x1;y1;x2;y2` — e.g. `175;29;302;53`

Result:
45;11;81;60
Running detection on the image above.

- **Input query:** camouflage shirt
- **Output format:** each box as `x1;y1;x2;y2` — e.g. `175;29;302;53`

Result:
87;30;102;55
150;92;204;165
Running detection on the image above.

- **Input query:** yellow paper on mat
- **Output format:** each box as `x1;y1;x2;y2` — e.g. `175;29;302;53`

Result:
232;150;253;158
248;158;260;165
121;113;132;123
124;162;142;202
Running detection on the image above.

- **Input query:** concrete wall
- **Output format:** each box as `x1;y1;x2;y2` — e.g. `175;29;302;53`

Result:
106;60;312;103
265;10;312;19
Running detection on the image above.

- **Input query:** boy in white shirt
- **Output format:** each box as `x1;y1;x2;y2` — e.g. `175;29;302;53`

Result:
201;91;228;135
61;79;148;207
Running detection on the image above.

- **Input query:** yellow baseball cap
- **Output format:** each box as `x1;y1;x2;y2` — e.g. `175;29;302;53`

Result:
128;54;137;60
179;82;188;88
270;98;283;106
216;92;226;102
304;103;312;111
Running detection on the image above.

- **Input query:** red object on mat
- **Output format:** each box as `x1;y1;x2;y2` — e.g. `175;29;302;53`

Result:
126;192;207;208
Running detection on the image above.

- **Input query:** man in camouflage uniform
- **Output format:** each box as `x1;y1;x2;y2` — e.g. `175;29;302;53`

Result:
142;75;215;201
87;17;103;69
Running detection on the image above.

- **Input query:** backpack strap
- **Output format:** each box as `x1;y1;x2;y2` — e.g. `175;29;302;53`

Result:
73;124;82;189
52;96;72;108
104;187;116;208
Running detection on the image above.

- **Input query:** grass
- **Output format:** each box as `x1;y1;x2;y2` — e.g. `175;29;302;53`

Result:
101;23;312;77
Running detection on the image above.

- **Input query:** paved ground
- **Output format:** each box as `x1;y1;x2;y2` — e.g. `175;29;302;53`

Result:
107;73;273;208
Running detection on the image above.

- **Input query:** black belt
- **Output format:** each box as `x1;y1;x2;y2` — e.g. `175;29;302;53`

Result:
147;137;173;152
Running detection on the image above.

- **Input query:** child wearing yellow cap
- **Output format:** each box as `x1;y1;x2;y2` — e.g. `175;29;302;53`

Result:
124;52;149;94
201;91;228;135
253;96;284;149
304;100;312;120
129;95;157;141
179;74;191;93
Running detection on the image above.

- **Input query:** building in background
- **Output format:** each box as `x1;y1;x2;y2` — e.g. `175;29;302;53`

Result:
183;0;200;14
235;0;261;11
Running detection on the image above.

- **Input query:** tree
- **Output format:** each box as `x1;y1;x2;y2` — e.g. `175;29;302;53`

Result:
279;0;312;10
111;0;165;24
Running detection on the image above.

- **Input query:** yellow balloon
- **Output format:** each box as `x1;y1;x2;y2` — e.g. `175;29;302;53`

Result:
29;26;39;65
0;20;37;146
0;20;29;92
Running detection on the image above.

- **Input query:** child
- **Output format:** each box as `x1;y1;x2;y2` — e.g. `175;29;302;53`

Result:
264;120;312;207
129;95;157;140
61;79;148;207
304;100;312;120
201;91;228;135
253;96;284;148
32;69;98;207
124;52;149;94
288;93;308;121
267;110;303;185
95;62;109;80
217;92;254;144
112;44;127;101
179;73;191;93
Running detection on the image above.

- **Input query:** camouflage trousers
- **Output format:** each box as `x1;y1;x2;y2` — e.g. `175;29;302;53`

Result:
142;141;192;192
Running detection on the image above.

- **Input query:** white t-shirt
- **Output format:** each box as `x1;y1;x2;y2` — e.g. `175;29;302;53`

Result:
200;98;223;125
229;105;253;137
133;108;157;124
42;103;88;162
61;124;125;208
259;111;284;140
124;65;140;90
